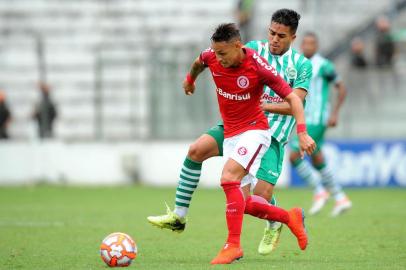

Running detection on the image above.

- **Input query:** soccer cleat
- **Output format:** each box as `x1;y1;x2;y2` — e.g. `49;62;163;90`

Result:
210;243;243;265
286;208;308;250
258;224;283;255
331;197;352;217
147;203;186;232
309;191;330;215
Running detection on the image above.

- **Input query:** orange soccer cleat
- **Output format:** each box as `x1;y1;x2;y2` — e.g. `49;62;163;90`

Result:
287;208;308;250
210;243;244;265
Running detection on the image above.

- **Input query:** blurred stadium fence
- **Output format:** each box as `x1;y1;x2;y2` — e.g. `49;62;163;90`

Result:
0;140;405;187
0;0;405;187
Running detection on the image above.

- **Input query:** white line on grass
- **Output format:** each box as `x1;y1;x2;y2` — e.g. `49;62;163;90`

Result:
0;221;65;227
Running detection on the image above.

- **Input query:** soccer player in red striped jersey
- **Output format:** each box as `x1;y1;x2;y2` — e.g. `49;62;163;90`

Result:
181;23;314;264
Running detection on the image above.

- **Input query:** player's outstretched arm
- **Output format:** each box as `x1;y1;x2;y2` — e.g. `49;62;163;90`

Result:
260;88;307;115
183;57;206;96
284;92;316;158
255;54;314;157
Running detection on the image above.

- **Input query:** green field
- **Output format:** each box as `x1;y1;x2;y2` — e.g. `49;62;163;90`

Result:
0;186;405;270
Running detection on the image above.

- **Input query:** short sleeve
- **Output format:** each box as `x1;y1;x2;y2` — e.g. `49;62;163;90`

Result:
293;60;312;91
322;60;340;83
199;48;213;67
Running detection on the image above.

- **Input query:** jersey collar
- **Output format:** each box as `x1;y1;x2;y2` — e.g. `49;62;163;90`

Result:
272;47;292;59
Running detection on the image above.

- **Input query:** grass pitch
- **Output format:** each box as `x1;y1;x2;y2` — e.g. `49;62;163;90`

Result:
0;185;405;270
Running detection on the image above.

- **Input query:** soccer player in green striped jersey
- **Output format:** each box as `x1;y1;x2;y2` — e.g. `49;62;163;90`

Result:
289;32;352;217
242;11;312;255
148;9;312;255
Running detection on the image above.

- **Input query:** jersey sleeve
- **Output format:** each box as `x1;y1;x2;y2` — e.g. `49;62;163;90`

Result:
293;59;312;91
322;60;340;83
199;48;213;67
256;57;292;98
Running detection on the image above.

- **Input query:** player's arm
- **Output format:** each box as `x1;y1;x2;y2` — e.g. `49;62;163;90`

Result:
258;65;316;157
260;88;307;115
261;60;312;115
320;60;346;127
183;55;207;96
283;92;315;157
327;80;347;127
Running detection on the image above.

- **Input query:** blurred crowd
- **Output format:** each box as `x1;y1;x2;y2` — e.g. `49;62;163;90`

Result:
0;82;57;140
350;16;396;69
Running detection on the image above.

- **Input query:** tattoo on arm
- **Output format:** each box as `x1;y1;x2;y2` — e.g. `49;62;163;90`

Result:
189;58;206;79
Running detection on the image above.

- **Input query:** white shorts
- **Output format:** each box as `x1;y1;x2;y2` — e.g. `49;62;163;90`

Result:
223;129;271;181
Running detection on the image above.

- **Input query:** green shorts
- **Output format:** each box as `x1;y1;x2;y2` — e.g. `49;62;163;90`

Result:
205;122;224;156
255;138;285;185
290;124;327;155
205;123;285;185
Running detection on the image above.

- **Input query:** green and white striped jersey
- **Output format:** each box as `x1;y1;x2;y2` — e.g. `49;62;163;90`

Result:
305;53;339;126
245;40;312;144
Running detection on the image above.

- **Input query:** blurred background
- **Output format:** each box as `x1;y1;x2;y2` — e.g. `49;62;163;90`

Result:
0;0;405;187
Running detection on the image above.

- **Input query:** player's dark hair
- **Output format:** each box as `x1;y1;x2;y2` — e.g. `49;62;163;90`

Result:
211;23;241;42
271;9;301;34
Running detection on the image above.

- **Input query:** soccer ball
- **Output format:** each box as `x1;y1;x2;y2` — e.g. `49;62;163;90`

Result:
100;232;137;267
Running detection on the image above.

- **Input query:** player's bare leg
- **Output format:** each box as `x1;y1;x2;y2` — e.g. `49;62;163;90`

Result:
147;134;219;232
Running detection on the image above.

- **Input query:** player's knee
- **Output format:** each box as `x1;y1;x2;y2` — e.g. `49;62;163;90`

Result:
187;143;207;162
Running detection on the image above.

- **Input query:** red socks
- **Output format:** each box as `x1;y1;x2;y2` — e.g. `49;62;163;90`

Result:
244;195;290;224
221;184;290;245
221;181;245;245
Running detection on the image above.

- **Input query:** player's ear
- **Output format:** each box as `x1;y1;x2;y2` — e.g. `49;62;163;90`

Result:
235;39;243;49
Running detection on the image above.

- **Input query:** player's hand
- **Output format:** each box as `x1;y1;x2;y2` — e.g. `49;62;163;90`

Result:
183;80;195;96
327;113;338;127
260;99;271;112
298;132;316;159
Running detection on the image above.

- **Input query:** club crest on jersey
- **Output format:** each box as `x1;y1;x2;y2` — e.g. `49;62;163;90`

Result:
286;66;297;81
237;147;248;155
237;76;249;89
